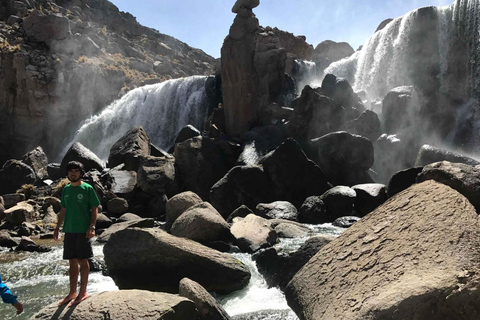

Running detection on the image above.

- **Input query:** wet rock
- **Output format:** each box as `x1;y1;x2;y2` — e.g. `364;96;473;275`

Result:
110;170;137;197
274;222;310;238
332;216;361;228
298;196;327;224
382;86;418;134
15;236;50;252
179;278;231;320
175;125;201;144
313;41;354;72
286;181;480;319
415;144;480;167
340;109;381;142
104;228;251;293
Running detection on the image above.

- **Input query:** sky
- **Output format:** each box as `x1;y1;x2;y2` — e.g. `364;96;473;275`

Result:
109;0;454;58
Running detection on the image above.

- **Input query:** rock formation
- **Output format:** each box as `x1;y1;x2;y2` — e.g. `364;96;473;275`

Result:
221;0;286;137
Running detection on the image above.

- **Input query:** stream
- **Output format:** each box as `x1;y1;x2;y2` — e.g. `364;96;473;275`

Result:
0;224;344;319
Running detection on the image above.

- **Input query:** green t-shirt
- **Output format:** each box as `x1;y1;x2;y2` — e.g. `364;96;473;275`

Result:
61;182;100;233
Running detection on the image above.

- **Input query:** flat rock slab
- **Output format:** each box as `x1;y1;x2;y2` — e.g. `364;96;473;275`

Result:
286;180;480;320
30;290;197;320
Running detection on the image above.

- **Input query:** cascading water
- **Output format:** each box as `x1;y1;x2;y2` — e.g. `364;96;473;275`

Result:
60;76;211;160
292;59;320;92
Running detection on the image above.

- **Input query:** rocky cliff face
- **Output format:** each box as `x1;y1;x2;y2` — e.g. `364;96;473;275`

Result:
0;0;216;163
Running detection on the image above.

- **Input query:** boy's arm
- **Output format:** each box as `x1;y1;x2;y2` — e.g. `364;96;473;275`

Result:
54;207;66;241
86;206;98;239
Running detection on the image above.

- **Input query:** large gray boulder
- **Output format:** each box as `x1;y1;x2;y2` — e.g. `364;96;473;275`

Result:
23;10;71;42
179;278;231;320
60;142;105;175
416;161;480;212
108;127;151;170
313;40;354;72
320;186;356;222
230;214;277;253
97;218;154;243
382;85;418;134
286;180;480;320
309;131;374;186
170;202;231;244
255;201;298;221
210;165;274;219
351;183;388;216
136;155;175;195
166;191;203;224
287;86;346;142
22;146;48;180
104;228;251;293
415;144;480;167
259;138;331;207
30;290;198;320
174;136;228;200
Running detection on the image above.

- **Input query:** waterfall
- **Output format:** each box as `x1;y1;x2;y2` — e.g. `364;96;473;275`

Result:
292;59;320;92
61;76;210;160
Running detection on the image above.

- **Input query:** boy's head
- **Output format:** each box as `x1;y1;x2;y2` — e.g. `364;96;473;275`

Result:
66;161;85;178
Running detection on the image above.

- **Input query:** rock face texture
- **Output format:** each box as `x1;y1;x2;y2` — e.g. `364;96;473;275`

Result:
103;227;251;294
286;180;480;320
221;0;286;137
30;290;198;320
0;0;215;163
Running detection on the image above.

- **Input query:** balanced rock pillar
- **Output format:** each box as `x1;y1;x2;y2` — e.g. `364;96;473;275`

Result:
221;0;286;137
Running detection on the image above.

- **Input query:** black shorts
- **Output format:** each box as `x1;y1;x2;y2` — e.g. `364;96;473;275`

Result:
63;233;93;260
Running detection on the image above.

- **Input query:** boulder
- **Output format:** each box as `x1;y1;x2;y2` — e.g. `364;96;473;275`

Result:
165;191;203;228
313;40;354;72
320;74;362;112
259;138;331;207
22;146;48;180
95;213;113;229
117;213;142;223
179;278;231;320
97;218;154;243
351;183;388;216
230;214;277;252
238;126;285;165
144;194;168;218
107;197;129;217
320;186;356;221
255;235;334;291
47;163;62;180
210;165;274;219
170;202;231;244
387;166;423;197
232;0;260;13
30;290;198;320
60;142;105;175
23;11;71;42
274;222;310;238
15;236;50;252
382;85;418;134
103;228;251;293
416;161;480;212
0;160;36;195
332;216;361;228
4;201;37;226
274;27;314;61
174;136;228;200
415;144;480;167
42;206;57;225
287;86;346;142
2;193;26;209
309;131;374;186
0;230;20;248
286;181;480;319
108;127;151;170
136;155;175;196
226;205;254;223
298;196;327;224
255;201;298;221
340;109;382;142
175;125;201;144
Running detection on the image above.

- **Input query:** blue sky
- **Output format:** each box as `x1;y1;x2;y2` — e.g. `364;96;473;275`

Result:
109;0;453;58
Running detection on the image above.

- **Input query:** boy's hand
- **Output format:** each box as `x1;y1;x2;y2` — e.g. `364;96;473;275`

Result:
13;302;23;314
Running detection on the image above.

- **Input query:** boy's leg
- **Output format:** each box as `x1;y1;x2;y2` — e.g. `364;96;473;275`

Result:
58;259;79;305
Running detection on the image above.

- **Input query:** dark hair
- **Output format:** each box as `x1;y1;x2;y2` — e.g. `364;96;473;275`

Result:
66;161;85;176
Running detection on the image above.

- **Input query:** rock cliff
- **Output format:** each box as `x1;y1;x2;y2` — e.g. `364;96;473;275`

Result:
0;0;216;163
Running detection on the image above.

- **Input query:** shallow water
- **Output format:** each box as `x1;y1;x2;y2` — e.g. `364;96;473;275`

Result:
0;223;344;319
